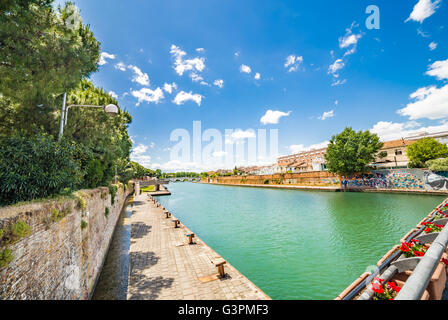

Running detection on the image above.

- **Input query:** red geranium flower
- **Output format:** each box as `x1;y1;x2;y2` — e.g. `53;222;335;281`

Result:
442;258;448;266
388;281;401;293
425;227;432;233
400;243;410;252
413;250;424;257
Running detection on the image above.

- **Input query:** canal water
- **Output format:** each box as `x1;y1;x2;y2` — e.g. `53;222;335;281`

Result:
154;182;446;300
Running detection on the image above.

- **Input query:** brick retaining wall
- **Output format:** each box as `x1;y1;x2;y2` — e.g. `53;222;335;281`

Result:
0;183;133;300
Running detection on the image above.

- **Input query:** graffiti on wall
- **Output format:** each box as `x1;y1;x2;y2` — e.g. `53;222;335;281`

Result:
424;172;448;191
342;169;448;191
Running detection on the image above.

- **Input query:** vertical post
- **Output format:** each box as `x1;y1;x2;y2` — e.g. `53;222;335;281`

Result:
58;93;67;142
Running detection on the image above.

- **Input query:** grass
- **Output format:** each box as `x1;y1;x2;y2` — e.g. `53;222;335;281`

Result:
141;185;155;192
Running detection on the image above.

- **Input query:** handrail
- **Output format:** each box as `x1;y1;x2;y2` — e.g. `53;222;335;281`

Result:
395;224;448;300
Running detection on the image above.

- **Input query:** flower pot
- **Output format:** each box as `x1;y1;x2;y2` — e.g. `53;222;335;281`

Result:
335;272;371;300
394;252;448;300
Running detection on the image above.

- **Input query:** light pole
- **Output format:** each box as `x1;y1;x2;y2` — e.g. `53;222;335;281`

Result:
58;93;119;141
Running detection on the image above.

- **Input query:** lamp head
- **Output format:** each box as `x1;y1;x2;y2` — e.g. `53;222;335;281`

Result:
104;104;119;115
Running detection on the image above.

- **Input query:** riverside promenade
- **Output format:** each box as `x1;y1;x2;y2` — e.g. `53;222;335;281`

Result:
127;193;270;300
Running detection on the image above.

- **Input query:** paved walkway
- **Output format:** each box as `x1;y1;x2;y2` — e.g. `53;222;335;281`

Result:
127;194;270;300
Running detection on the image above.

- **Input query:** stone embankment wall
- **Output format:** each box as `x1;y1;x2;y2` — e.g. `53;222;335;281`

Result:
205;169;448;193
342;169;448;192
204;171;340;186
0;183;133;300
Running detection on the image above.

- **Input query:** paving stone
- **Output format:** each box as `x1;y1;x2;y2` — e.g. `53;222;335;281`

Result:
127;194;270;300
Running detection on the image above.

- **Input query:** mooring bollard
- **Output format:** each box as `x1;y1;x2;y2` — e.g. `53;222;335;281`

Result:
211;258;227;278
186;233;195;244
173;219;180;228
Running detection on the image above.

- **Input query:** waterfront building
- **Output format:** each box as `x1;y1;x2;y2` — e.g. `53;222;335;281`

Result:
405;130;448;146
370;139;415;169
277;148;327;173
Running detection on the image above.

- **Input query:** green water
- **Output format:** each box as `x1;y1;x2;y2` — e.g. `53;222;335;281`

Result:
156;182;446;300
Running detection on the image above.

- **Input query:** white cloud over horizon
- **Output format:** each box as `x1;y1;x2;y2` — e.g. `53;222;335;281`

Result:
288;141;329;154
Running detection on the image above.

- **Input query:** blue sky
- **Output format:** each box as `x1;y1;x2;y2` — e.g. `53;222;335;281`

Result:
56;0;448;171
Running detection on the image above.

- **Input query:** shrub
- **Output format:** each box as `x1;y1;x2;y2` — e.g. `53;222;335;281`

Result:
426;158;448;172
9;219;31;243
108;184;118;205
74;193;87;211
0;134;81;206
81;220;88;230
0;247;13;268
105;207;109;217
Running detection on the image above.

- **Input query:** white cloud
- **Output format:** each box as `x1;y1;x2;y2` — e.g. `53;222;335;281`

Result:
371;120;448;141
331;79;347;86
163;82;177;94
406;0;441;23
240;64;251;74
339;33;362;49
289;141;329;154
213;79;224;88
426;59;448;80
429;42;438;51
398;84;448;120
131;144;152;167
338;23;362;57
173;91;203;106
108;91;118;99
284;55;304;72
190;72;204;82
131;87;164;106
254;73;261;80
328;59;345;77
133;144;148;155
196;48;205;53
260;110;291;125
128;65;150;86
170;44;205;76
115;62;126;71
318;110;335;120
99;52;116;65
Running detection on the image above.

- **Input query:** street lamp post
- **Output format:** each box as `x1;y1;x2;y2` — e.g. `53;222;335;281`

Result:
58;92;119;141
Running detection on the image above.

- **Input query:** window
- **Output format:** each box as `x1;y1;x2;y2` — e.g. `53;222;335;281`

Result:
395;149;402;156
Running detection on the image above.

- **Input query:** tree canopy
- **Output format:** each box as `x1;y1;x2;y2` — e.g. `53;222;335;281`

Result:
0;1;100;135
407;138;448;168
325;127;383;176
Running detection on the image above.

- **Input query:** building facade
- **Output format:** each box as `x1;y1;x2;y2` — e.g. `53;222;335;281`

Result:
371;139;415;169
277;148;327;173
